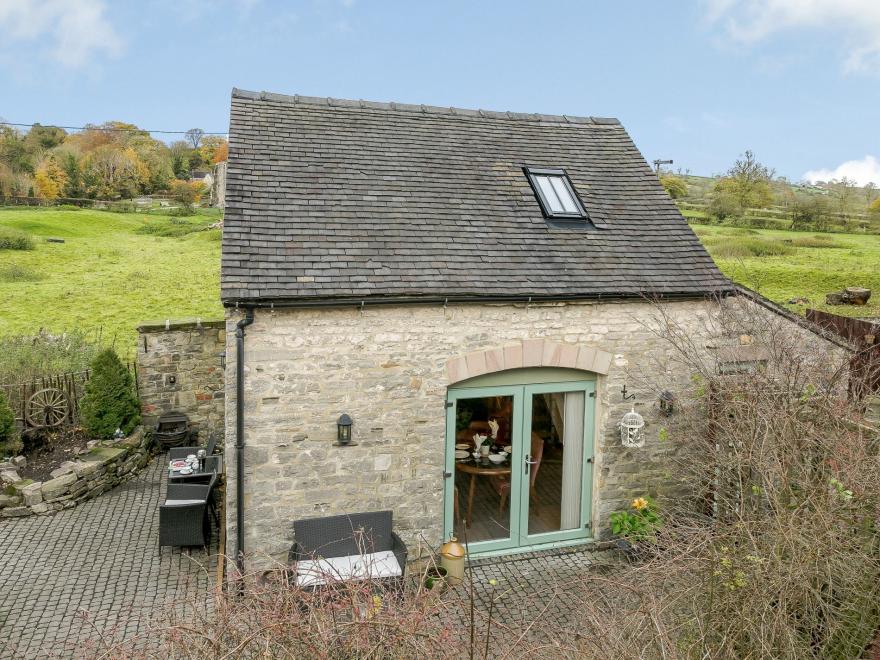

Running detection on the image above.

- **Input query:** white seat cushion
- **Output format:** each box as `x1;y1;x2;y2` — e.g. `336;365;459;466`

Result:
163;499;205;506
295;550;401;588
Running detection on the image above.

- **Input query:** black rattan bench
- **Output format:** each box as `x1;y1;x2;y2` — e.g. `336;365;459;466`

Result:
288;511;407;588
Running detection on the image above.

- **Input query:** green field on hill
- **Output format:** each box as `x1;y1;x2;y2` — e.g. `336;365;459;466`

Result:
692;224;880;318
0;207;224;356
0;208;877;360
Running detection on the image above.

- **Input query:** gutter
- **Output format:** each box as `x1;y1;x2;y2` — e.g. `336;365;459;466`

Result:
222;289;738;310
234;307;255;577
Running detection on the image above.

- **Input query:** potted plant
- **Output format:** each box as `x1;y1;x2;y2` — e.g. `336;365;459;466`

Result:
423;565;448;594
610;496;662;562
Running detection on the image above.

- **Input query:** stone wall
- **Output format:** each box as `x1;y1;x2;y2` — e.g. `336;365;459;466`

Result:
0;428;151;517
224;297;844;567
136;320;226;436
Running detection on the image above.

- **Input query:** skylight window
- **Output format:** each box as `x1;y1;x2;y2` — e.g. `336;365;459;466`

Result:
524;167;587;220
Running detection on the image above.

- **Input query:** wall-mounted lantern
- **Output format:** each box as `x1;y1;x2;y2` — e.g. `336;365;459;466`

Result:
337;413;353;445
619;407;645;448
659;390;675;417
219;351;227;370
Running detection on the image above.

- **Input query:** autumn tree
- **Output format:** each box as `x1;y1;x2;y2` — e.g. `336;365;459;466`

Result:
212;141;228;163
169;179;205;213
34;156;68;199
25;123;66;151
660;174;687;199
82;145;143;199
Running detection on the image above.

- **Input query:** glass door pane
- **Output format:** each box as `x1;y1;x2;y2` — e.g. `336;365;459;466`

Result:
524;389;586;536
451;393;517;545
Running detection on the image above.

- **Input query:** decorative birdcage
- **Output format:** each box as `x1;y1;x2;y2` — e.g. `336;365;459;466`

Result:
619;407;645;448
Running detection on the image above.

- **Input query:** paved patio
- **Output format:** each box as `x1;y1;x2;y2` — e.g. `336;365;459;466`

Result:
0;457;217;659
0;453;613;658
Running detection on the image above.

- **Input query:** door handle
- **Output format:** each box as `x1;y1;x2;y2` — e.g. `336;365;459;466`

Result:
524;454;534;474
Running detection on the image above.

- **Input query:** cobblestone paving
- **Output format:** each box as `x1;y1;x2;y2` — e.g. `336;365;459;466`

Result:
0;457;217;659
447;547;618;654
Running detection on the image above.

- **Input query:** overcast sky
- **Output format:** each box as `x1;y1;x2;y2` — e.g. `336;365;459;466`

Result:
1;0;878;184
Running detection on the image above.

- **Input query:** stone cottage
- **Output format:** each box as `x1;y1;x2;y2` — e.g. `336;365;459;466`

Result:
220;89;838;569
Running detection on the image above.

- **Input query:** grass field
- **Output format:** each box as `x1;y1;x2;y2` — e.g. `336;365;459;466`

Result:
692;224;880;318
0;207;223;356
0;208;877;360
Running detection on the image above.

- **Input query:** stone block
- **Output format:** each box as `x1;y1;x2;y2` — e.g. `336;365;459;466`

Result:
522;339;544;367
11;455;26;468
464;350;488;379
50;462;77;479
1;506;30;517
373;454;392;471
82;446;126;466
0;469;20;484
73;460;101;477
41;472;78;499
0;494;21;507
68;480;89;498
29;502;49;514
20;482;43;506
503;343;523;369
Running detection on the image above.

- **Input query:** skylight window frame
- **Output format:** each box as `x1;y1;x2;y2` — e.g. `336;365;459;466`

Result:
523;167;589;221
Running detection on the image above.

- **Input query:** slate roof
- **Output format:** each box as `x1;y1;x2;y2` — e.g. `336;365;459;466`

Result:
221;89;733;304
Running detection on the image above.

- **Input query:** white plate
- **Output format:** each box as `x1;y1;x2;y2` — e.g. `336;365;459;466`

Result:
179;467;194;475
454;450;469;459
455;443;470;450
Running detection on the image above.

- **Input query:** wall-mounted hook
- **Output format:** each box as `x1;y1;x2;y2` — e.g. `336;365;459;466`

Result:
621;384;636;401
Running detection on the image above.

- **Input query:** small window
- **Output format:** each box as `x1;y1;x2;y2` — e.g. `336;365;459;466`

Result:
524;167;587;220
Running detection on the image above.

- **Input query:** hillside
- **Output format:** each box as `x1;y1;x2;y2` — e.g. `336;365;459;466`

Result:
692;224;880;317
0;208;877;360
0;207;223;354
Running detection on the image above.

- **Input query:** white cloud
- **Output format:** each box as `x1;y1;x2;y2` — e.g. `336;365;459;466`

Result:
804;155;880;186
0;0;123;69
704;0;880;73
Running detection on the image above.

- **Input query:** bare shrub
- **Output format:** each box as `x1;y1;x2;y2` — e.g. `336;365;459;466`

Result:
85;556;477;659
569;295;880;659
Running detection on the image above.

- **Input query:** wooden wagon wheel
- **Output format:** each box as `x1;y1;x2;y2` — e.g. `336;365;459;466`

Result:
26;387;69;428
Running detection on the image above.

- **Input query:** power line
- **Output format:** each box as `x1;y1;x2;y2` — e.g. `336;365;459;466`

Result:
0;121;227;136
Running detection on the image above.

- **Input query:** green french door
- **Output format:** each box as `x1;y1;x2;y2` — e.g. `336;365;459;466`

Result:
444;372;596;555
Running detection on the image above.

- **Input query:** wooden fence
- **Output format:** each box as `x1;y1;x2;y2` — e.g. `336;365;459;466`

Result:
0;363;137;430
806;309;880;399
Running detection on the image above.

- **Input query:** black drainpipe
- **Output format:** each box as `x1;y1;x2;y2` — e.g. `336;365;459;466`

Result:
235;307;255;577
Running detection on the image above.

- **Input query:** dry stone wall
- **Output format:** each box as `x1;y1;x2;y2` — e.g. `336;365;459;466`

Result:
136;320;226;436
0;428;150;517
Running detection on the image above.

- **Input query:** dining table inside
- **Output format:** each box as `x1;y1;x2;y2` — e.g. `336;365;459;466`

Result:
455;456;512;528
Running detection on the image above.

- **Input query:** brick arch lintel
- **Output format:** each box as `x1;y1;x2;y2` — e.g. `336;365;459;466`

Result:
446;339;612;384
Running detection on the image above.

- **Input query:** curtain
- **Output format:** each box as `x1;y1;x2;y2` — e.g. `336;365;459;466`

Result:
560;391;585;530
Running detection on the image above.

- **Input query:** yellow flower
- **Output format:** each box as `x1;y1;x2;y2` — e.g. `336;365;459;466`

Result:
631;497;648;511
